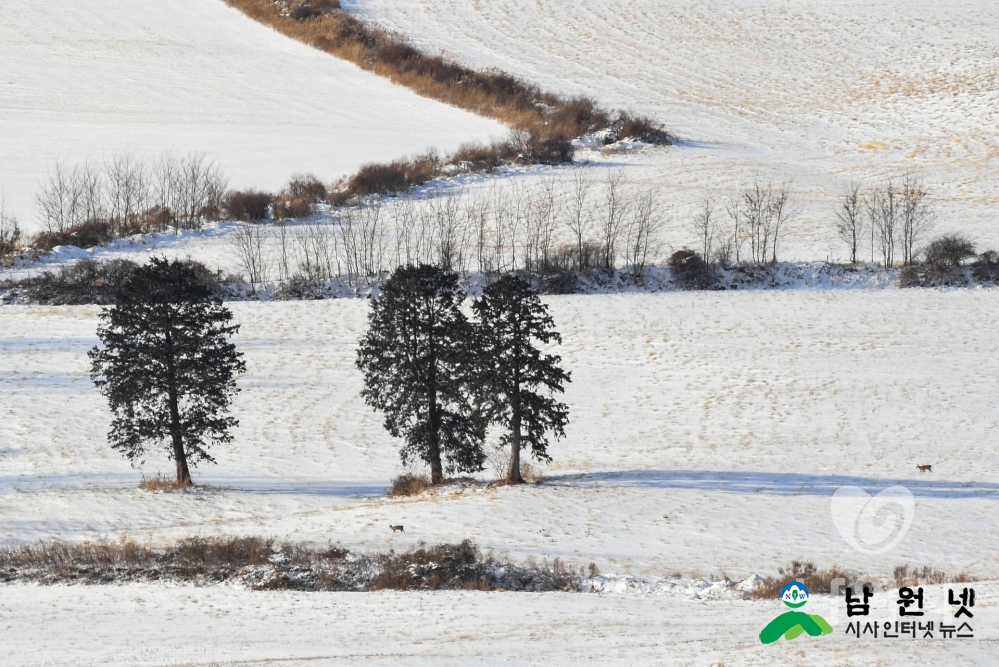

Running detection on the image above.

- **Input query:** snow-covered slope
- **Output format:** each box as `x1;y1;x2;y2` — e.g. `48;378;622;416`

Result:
3;293;998;579
0;0;504;231
4;583;999;665
351;0;999;260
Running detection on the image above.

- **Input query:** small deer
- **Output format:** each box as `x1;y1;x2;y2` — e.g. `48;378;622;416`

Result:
389;525;405;533
917;465;932;473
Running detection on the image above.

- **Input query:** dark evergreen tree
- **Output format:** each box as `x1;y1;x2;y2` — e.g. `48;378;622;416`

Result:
473;275;570;483
88;257;246;485
356;264;484;485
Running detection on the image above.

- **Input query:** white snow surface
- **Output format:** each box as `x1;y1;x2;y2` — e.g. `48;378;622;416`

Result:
2;293;998;580
0;0;504;231
3;583;999;665
351;0;999;260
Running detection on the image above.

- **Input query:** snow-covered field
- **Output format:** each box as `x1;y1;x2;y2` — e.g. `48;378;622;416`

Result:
3;582;999;666
4;2;999;664
0;0;503;231
351;0;999;260
3;293;998;578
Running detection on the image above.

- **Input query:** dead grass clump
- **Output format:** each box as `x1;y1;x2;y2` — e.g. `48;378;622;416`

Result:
0;210;21;259
372;540;492;591
288;0;340;20
521;463;546;484
754;561;856;599
893;565;950;588
972;250;999;283
169;536;273;571
669;249;717;290
139;474;191;493
32;219;115;252
614;114;676;144
450;140;515;172
341;153;441;200
225;189;273;221
273;194;313;219
518;133;575;166
388;474;433;497
286;173;328;202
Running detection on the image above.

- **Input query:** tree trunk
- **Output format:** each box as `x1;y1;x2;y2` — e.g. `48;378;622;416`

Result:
427;363;444;486
164;329;192;486
506;374;524;484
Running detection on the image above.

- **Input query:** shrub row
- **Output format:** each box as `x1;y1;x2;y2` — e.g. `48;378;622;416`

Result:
223;0;672;152
0;536;583;592
0;258;224;306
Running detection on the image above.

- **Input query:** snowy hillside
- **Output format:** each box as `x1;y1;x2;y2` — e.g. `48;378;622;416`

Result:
0;0;504;231
3;293;998;578
351;0;999;260
3;582;999;665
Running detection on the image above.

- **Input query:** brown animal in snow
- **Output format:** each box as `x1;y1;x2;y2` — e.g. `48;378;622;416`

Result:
390;525;405;533
917;465;932;473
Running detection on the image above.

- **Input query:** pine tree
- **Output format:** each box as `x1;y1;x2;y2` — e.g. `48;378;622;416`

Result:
473;275;570;483
88;258;246;485
356;264;484;484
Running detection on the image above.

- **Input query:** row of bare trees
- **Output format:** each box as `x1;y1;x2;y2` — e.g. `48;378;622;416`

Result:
836;171;935;267
230;169;668;289
688;172;936;270
690;175;799;267
35;153;228;236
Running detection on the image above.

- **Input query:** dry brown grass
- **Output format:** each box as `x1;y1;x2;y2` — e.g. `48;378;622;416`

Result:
0;536;273;577
139;474;192;493
521;463;546;484
222;0;670;150
372;540;493;591
273;194;313;219
0;536;583;592
225;189;273;221
893;564;974;588
754;561;981;600
388;473;433;497
753;561;857;599
31;220;116;252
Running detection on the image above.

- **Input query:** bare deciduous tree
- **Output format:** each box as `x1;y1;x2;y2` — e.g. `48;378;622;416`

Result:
724;197;744;265
899;171;934;266
275;219;292;281
231;221;270;289
35;160;75;234
104;152;149;235
624;189;663;280
524;178;562;274
739;175;796;264
565;166;592;270
600;171;628;270
836;181;865;265
692;198;717;263
868;176;900;268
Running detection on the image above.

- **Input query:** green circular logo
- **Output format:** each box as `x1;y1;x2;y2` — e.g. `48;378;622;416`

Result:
781;581;809;608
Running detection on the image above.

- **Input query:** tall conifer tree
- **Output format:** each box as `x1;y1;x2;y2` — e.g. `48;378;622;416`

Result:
356;264;484;484
89;258;245;485
473;275;570;483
